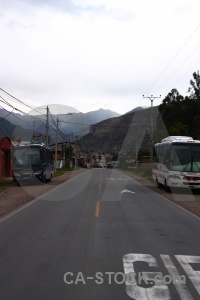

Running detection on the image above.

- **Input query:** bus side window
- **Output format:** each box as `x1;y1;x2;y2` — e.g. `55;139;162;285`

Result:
163;147;171;167
159;145;163;163
40;149;45;163
154;145;160;163
153;147;158;162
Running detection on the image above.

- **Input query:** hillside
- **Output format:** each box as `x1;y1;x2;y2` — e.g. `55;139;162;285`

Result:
0;107;121;142
79;106;163;155
0;118;33;140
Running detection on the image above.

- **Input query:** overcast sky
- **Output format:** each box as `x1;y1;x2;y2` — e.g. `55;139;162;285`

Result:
1;0;200;114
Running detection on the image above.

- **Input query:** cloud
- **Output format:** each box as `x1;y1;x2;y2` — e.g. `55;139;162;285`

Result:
1;0;106;16
0;0;200;115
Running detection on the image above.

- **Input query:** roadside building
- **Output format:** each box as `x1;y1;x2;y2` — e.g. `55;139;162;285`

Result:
0;136;12;179
51;141;80;168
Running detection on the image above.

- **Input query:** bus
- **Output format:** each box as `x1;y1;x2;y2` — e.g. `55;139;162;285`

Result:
12;143;54;185
152;136;200;192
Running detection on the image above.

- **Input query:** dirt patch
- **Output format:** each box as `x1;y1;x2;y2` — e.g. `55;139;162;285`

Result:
120;170;200;218
0;168;87;218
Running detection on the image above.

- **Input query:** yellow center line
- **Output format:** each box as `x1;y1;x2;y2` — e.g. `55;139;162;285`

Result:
95;201;100;218
95;170;103;218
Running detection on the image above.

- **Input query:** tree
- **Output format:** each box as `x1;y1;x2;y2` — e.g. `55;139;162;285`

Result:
188;70;200;101
162;88;184;105
168;122;188;136
65;146;73;159
159;89;184;130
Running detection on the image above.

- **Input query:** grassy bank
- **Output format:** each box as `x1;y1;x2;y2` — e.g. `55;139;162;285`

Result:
0;180;15;191
120;163;153;180
54;167;78;177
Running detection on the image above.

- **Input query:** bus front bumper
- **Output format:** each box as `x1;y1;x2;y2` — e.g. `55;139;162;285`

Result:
167;176;200;189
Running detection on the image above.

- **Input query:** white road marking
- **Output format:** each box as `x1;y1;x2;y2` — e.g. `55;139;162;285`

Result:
121;189;135;194
161;255;194;300
123;253;170;300
123;253;200;299
176;255;200;296
106;178;130;181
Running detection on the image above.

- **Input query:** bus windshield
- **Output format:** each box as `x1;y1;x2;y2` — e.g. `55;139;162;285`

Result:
171;144;200;171
13;147;41;167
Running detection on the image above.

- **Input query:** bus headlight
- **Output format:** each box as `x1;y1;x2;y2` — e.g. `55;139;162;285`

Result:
168;175;181;180
34;170;43;175
14;172;20;177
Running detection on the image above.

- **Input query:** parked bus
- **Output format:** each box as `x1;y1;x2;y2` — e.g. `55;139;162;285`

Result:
152;136;200;192
12;143;54;185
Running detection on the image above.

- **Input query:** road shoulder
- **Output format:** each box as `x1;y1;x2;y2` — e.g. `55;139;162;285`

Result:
0;168;87;218
119;169;200;218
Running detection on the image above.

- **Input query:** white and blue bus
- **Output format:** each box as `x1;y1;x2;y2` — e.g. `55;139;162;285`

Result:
12;143;54;185
152;136;200;192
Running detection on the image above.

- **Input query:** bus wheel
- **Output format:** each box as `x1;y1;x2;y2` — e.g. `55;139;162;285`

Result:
156;177;162;188
164;180;171;193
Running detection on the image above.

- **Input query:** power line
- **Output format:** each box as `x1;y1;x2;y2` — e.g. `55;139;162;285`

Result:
153;43;200;95
144;22;200;95
157;60;200;103
0;107;14;124
0;87;45;116
0;97;31;125
0;96;55;136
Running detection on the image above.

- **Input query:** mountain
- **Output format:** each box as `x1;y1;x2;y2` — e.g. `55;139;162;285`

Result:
0;118;15;137
84;108;120;124
79;106;163;154
0;118;33;141
126;106;150;114
28;104;80;115
0;107;121;143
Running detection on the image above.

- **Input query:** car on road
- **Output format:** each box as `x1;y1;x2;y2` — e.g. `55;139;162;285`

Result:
106;162;113;169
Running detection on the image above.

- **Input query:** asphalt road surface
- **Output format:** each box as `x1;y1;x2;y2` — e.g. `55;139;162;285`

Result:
0;168;200;300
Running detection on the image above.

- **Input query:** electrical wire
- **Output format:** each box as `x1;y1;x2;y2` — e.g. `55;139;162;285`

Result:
155;59;200;104
0;107;14;124
153;43;200;96
144;22;200;95
0;87;45;116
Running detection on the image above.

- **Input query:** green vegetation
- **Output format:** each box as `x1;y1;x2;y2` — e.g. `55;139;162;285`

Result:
0;180;15;191
130;164;153;180
54;167;76;177
155;70;200;142
65;146;74;159
119;162;153;180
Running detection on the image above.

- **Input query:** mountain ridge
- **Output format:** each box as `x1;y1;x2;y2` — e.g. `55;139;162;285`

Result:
0;107;121;142
79;106;161;155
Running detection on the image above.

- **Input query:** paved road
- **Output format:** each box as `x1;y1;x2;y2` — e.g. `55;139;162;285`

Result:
0;168;200;300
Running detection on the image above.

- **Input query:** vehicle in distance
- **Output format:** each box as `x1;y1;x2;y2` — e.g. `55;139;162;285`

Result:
107;162;113;168
152;136;200;192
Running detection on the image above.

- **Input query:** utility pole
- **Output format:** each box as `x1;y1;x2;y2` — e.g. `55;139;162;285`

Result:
46;106;49;147
143;95;161;162
74;135;78;169
32;120;35;142
54;116;59;174
135;140;140;168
